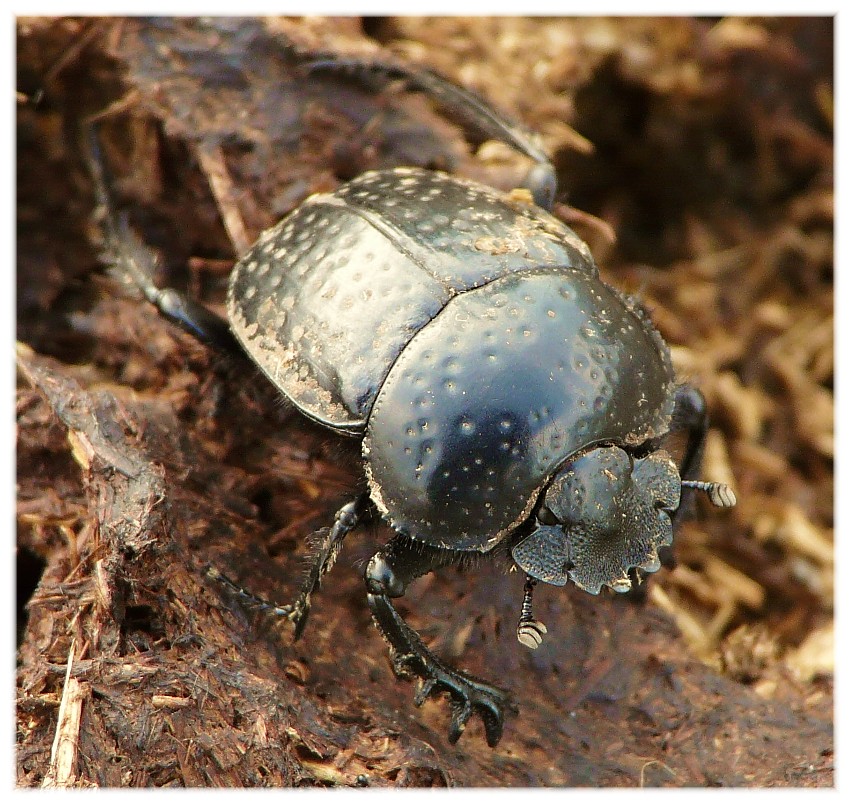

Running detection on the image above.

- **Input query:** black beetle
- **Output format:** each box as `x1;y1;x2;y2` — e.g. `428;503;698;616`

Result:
90;53;736;747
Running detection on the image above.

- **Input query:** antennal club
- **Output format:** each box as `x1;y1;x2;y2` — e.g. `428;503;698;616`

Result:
682;480;737;508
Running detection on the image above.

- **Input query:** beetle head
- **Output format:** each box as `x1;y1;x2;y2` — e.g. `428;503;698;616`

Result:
511;445;681;594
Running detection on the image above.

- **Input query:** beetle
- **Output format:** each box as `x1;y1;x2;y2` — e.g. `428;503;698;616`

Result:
90;52;736;748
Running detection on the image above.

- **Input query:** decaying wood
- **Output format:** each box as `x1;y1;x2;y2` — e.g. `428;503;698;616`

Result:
17;16;832;787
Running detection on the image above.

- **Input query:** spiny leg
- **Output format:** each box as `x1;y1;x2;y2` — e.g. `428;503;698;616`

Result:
204;565;297;618
300;54;557;210
365;535;515;747
83;122;241;356
290;493;370;639
208;494;369;638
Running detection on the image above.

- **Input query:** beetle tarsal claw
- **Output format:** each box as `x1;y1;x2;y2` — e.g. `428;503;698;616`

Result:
448;700;473;744
414;678;437;707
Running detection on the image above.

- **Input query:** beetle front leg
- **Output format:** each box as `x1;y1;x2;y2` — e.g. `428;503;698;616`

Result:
670;383;733;532
671;384;709;488
365;536;515;747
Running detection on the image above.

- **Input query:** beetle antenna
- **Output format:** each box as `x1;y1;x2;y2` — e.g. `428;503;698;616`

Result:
516;576;548;650
681;480;737;508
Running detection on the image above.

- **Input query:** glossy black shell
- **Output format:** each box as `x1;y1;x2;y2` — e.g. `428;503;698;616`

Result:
227;167;593;430
228;167;677;551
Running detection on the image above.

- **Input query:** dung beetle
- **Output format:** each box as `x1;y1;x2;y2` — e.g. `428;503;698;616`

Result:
90;53;736;748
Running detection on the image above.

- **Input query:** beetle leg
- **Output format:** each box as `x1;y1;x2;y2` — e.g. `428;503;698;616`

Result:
301;54;557;210
204;564;298;619
671;385;709;484
670;383;707;535
289;493;370;639
129;268;240;355
206;494;369;638
365;536;515;747
516;576;548;650
83;122;242;356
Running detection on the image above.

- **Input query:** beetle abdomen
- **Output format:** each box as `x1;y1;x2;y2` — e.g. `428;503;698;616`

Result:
227;168;594;431
363;268;676;551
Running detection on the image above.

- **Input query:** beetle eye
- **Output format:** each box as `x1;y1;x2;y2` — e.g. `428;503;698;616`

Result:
537;506;558;526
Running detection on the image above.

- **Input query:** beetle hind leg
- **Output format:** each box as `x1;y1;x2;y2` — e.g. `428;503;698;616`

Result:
365;536;515;747
300;53;557;210
84;122;242;357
